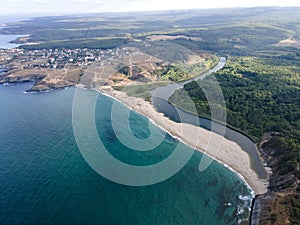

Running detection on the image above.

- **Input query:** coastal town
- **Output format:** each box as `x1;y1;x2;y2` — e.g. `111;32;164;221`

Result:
0;46;158;91
0;47;134;69
0;44;211;92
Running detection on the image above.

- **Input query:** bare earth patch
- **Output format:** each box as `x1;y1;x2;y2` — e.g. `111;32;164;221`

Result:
147;35;203;42
274;38;300;48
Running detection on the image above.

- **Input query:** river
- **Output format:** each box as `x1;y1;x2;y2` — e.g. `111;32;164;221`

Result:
151;58;268;179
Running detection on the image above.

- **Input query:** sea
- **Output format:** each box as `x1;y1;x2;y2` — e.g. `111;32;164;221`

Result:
0;15;33;49
0;83;253;225
0;17;253;225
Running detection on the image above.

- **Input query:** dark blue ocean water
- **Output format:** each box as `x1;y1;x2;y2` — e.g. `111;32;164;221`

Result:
0;83;252;225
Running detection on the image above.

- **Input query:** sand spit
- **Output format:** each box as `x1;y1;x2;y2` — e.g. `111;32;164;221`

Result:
99;86;269;195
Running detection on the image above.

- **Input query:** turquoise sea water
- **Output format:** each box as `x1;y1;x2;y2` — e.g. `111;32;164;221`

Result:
0;83;253;224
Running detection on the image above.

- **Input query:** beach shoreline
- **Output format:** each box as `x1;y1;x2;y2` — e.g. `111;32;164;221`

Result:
98;86;269;195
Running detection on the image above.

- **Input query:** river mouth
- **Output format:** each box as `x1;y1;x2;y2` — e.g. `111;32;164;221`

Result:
151;97;268;179
150;58;268;180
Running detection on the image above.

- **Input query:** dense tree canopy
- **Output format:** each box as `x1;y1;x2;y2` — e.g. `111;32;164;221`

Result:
170;56;300;176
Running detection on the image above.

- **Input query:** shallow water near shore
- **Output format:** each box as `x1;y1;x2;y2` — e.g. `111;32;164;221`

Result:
0;33;25;49
0;83;253;224
0;16;32;49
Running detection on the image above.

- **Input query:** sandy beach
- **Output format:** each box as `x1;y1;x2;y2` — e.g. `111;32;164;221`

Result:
99;86;269;195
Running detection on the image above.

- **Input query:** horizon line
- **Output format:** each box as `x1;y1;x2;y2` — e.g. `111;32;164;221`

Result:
1;5;300;17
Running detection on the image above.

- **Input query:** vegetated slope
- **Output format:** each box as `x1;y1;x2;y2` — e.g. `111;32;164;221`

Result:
1;7;299;51
169;54;300;225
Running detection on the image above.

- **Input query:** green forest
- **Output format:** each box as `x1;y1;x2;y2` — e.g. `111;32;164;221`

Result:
170;55;300;177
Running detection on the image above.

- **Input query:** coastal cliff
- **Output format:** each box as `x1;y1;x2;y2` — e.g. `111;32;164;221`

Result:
250;135;300;224
0;66;82;92
0;72;45;84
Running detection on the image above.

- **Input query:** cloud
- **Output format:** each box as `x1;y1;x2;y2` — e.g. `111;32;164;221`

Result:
91;0;108;3
35;0;50;3
1;0;300;15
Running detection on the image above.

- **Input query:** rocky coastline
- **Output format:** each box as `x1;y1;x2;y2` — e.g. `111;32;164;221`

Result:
250;134;299;224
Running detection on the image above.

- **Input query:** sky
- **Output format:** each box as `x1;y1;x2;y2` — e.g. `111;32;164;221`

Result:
0;0;300;15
